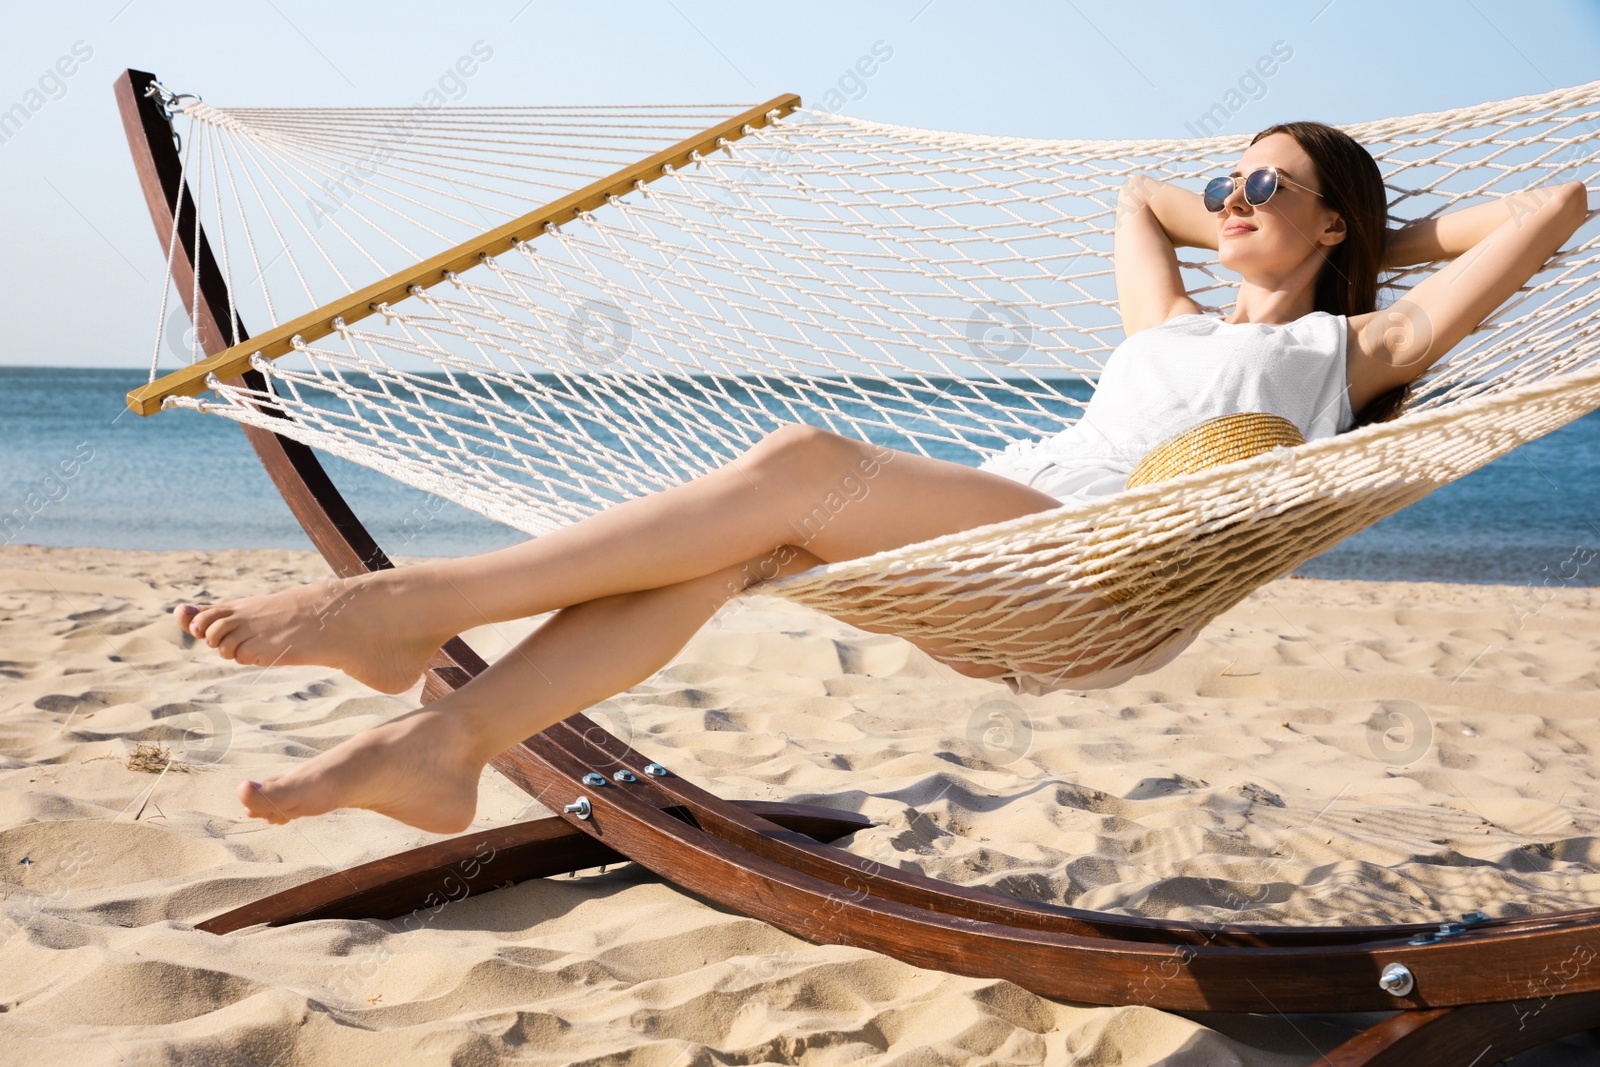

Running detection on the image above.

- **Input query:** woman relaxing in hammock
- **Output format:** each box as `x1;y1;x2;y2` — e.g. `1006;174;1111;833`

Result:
174;120;1588;833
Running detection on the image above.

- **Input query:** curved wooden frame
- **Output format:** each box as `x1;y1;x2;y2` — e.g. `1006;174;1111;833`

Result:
115;69;1600;1062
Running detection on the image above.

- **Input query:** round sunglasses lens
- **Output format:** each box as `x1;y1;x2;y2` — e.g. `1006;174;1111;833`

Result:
1203;177;1233;212
1244;168;1279;206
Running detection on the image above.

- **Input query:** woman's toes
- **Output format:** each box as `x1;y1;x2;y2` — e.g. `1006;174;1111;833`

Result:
240;779;288;822
190;605;231;639
234;638;274;668
238;780;262;814
206;615;243;651
219;629;250;662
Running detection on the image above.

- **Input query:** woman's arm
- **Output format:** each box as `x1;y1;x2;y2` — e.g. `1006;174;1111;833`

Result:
1112;175;1210;335
1383;184;1590;267
1140;176;1219;251
1348;180;1590;414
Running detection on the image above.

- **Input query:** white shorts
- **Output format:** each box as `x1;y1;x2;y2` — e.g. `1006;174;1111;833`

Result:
976;446;1131;504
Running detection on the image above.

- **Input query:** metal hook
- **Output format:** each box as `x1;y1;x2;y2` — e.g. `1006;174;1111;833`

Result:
143;80;201;153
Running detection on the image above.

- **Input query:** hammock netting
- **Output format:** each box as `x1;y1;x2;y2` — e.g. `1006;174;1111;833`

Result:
142;82;1600;691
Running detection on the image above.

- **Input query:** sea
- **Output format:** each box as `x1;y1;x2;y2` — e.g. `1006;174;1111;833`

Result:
2;366;1597;588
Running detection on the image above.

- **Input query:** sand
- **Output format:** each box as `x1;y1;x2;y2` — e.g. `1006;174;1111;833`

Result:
1;542;1598;1065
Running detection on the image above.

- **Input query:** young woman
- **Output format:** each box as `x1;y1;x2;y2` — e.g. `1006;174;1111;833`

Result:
175;121;1588;833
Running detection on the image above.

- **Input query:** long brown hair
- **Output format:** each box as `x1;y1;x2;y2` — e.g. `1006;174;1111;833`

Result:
1249;121;1405;426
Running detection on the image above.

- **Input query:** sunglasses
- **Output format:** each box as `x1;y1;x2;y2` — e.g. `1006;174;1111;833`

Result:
1203;165;1322;213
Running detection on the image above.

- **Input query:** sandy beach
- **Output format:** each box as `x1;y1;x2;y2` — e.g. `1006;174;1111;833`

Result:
2;542;1599;1065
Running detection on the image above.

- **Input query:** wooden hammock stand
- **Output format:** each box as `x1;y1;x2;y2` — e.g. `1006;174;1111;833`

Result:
115;68;1600;1064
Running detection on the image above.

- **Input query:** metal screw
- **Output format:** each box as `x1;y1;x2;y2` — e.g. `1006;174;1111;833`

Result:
562;797;591;820
581;773;607;787
1379;962;1415;997
643;763;668;777
1461;911;1488;924
614;769;637;783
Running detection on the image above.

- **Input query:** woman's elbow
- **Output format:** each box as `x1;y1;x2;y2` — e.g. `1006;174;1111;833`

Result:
1560;180;1590;227
1119;173;1157;201
1116;174;1157;225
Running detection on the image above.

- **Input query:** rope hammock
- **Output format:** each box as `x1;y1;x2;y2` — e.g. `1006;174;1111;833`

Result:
131;81;1600;694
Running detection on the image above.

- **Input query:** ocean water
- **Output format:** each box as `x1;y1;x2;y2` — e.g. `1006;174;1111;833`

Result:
2;366;1596;587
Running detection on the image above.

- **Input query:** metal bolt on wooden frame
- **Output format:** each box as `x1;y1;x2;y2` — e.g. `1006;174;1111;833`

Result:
114;69;1600;1064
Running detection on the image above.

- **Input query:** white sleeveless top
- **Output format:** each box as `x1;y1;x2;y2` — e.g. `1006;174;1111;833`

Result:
980;310;1354;503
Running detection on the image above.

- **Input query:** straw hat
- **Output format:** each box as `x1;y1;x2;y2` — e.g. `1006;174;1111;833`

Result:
1127;411;1305;490
1091;412;1306;605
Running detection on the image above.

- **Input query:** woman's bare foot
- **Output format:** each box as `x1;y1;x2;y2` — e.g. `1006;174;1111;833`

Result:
238;707;483;833
174;572;451;694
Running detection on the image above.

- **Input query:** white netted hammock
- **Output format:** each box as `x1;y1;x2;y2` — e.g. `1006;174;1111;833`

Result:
135;81;1600;693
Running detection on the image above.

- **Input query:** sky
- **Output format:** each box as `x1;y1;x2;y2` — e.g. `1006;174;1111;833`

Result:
1;0;1598;368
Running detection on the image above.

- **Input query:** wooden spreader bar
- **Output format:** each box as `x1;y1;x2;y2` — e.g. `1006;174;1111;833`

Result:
124;86;800;415
116;68;1600;1064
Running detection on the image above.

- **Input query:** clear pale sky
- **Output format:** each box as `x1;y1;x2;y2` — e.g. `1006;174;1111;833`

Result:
1;0;1597;367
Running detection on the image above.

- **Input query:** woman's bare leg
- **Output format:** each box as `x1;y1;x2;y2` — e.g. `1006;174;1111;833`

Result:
237;548;833;831
180;426;1062;693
